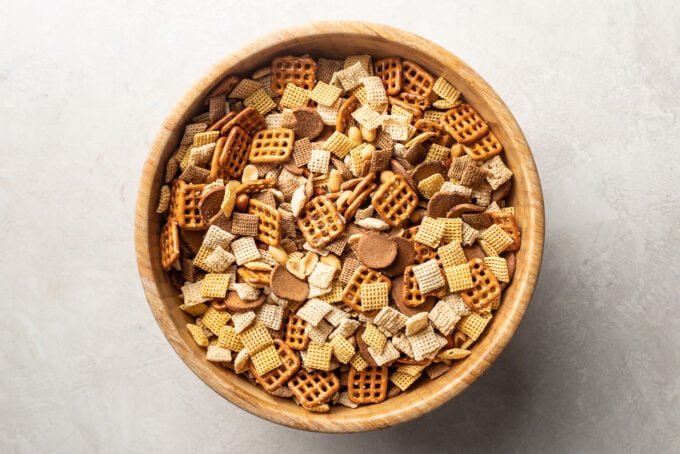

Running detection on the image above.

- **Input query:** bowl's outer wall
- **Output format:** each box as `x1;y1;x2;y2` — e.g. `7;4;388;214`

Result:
135;21;544;432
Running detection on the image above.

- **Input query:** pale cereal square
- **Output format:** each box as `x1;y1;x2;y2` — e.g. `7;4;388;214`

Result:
203;225;235;250
481;155;513;190
405;312;430;336
381;114;409;141
373;307;408;335
256;303;285;331
297;299;334;327
206;343;232;362
231;311;257;333
334;61;369;91
391;332;414;357
182;280;211;305
408;325;445;361
351;104;383;130
428;300;461;336
368;340;400;366
231;237;261;265
360;76;388;109
307;148;331;174
412;259;445;294
329;318;361;340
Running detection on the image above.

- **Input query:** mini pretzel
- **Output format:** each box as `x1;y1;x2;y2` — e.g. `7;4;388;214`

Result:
342;265;392;313
207;110;237;132
160;219;180;270
461;258;500;312
401;60;436;101
219;106;266;136
248;198;282;246
177;183;207;230
336;95;359;133
249;128;295;163
250;339;300;392
296;196;346;249
389;97;423;121
463;130;504;161
402;227;438;264
396;92;430;110
284;314;310;351
287;369;340;409
439;103;489;144
347;365;389;404
488;212;521;251
236;267;271;286
371;174;419;227
235;178;276;195
337;172;376;221
218;125;252;179
373;57;402;96
270;56;317;96
414;119;454;147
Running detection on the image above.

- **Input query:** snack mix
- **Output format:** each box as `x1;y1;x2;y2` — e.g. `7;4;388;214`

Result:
157;54;520;412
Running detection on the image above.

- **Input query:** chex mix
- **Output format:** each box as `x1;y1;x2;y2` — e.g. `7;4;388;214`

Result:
157;54;520;412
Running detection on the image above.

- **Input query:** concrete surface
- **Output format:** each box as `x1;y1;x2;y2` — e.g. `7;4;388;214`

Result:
1;1;679;453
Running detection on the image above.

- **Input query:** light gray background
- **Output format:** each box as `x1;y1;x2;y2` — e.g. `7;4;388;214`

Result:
1;1;679;453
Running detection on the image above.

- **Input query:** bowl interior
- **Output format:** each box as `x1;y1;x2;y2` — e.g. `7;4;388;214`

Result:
135;21;544;432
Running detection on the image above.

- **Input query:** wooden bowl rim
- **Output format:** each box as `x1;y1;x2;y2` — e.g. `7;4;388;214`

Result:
135;20;544;432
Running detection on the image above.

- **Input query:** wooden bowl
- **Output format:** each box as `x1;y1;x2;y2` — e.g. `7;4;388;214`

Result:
135;21;544;432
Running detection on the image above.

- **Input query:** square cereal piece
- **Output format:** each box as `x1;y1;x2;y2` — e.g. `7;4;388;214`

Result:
179;303;208;317
362;323;387;354
233;349;250;374
206;343;232;363
408;325;446;361
369;148;392;174
329;334;355;364
417;173;445;199
323;131;356;158
192;245;214;272
413;216;445;248
229;79;262;99
360;76;388;109
309;81;342;106
293;137;313;167
179;163;210;183
481;155;513;190
201;306;231;336
231;212;259;237
221;184;237;217
297;298;334;327
306;319;334;344
433;77;461;104
217;325;244;351
244;87;276;116
339;256;361;284
461;222;480;246
481;224;514;254
192;131;219;148
444;263;475;293
428;300;461;336
307;149;331;174
239;321;273;354
308;262;337;290
181;123;208;145
439;217;463;245
367;340;400;366
280;83;310;109
484;256;509;283
345;54;372;73
390;370;420;392
251;344;283;376
359;282;390;312
182;280;211;306
373;307;408;335
460;164;489;188
316;97;343;126
329;318;361;340
202;225;235;250
265;112;283;129
334;61;370;91
349;353;369;372
381;115;409;141
425;143;450;162
351;104;383;130
412;259;445;294
257;303;285;331
304;342;333;371
231;237;261;265
204;246;236;273
316;58;344;84
231;311;256;334
438;241;467;267
201;273;231;298
324;303;349;326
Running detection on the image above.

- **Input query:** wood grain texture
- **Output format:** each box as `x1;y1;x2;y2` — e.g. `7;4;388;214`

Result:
134;21;544;432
